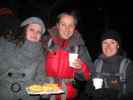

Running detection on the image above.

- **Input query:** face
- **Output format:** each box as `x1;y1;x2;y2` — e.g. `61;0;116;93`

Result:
25;24;42;42
57;15;76;40
102;39;119;57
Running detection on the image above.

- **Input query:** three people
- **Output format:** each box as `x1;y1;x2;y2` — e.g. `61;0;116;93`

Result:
0;17;46;100
1;9;132;100
43;11;92;100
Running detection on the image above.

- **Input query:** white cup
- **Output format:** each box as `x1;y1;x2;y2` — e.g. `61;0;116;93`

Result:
93;78;103;90
69;53;78;68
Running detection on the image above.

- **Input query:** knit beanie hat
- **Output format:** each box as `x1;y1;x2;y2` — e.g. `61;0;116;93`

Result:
21;17;46;34
101;30;121;45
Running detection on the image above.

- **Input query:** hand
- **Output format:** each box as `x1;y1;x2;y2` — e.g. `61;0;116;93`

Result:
72;58;82;69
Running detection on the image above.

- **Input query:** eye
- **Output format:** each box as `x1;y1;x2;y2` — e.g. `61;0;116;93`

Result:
36;31;41;35
111;41;115;44
29;28;33;31
68;24;75;28
60;23;65;27
102;42;107;46
111;40;118;46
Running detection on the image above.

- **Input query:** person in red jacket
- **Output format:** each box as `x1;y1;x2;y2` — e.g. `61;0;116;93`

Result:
43;11;93;100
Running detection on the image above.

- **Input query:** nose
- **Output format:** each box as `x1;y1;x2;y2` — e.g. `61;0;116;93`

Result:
65;26;69;31
65;27;72;35
105;43;111;48
32;31;37;36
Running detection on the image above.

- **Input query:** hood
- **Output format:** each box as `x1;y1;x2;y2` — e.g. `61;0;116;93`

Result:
48;26;85;48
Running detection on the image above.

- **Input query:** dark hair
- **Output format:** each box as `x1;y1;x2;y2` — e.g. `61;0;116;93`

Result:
0;24;28;47
57;11;78;26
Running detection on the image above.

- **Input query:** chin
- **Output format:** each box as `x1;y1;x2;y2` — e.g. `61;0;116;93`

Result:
61;36;69;40
28;39;38;42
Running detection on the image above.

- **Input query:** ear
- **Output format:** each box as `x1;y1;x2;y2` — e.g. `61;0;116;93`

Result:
117;44;120;49
56;23;59;29
116;41;120;49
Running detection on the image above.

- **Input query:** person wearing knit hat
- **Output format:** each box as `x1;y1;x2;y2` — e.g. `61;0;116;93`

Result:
0;17;46;100
101;30;121;47
21;17;46;34
100;30;122;57
89;30;133;100
20;17;46;42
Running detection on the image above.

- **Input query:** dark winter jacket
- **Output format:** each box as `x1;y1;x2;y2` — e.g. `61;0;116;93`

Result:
93;54;133;97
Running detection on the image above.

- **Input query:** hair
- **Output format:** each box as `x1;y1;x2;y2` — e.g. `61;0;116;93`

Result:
0;25;28;47
57;11;78;26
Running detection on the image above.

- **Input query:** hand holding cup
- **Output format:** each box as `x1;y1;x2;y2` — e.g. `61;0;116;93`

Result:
69;53;81;69
93;78;103;90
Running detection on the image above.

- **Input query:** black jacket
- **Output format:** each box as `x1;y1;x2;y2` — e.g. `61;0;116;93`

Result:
93;54;133;98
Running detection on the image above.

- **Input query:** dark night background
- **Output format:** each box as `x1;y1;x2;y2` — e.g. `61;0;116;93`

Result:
0;0;132;60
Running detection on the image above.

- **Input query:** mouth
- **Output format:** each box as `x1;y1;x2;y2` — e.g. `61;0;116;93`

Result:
65;32;72;37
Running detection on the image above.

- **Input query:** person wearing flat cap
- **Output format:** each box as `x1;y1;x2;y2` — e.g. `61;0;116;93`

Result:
87;30;133;100
0;17;47;100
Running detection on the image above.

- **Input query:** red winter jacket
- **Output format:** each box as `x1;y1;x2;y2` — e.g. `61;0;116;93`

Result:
44;26;91;99
45;49;90;99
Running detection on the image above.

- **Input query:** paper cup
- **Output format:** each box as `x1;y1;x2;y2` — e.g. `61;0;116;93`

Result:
93;78;103;89
69;53;78;68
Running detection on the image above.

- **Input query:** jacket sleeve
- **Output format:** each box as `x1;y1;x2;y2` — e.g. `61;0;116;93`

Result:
76;31;93;71
34;47;47;83
81;63;90;80
74;32;93;81
74;57;91;82
79;45;93;71
73;60;90;90
126;61;133;94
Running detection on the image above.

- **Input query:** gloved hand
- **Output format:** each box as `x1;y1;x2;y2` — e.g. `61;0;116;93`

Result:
84;80;95;96
72;71;87;89
72;78;86;90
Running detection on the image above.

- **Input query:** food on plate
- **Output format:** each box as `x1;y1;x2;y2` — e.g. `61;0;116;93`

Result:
26;83;60;92
27;84;43;92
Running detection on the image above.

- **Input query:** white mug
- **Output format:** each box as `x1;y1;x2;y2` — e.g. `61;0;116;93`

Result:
93;78;103;89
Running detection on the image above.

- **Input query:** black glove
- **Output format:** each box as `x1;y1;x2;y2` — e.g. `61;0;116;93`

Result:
75;80;95;100
84;80;95;96
73;72;86;89
72;78;86;90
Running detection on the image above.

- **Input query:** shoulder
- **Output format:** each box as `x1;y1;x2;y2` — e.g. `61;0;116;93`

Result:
47;26;58;37
123;57;133;66
93;58;102;70
125;58;133;73
127;59;133;68
73;30;85;45
94;56;103;64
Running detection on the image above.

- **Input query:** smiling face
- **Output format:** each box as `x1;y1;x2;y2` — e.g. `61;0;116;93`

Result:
25;24;42;42
102;39;119;57
57;14;76;40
